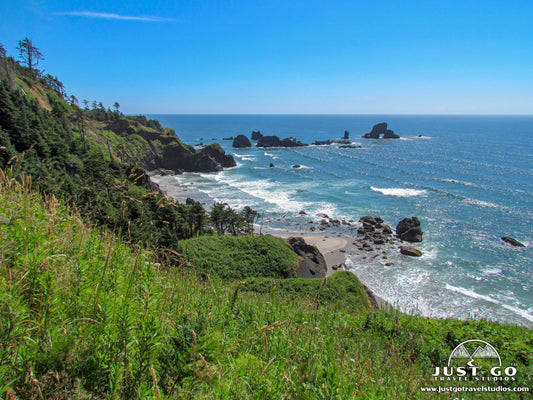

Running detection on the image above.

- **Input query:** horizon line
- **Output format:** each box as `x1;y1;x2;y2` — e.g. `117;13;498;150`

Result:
141;112;533;117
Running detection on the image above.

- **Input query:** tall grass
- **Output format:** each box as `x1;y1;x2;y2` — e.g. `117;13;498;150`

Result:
0;169;531;399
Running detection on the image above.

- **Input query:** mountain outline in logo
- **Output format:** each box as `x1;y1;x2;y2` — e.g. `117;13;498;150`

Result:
448;339;501;367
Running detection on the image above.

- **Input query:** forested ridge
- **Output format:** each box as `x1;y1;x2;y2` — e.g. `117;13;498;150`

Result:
0;39;250;251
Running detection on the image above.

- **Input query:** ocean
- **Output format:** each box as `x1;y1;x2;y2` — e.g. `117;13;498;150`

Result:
148;114;533;328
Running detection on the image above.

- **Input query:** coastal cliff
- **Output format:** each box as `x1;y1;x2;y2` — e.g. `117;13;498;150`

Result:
106;115;236;173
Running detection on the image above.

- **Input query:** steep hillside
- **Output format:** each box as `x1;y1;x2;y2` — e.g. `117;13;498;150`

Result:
1;171;531;399
0;54;236;250
0;55;236;175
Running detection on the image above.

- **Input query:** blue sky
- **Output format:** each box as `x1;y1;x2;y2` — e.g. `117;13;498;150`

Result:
1;0;532;114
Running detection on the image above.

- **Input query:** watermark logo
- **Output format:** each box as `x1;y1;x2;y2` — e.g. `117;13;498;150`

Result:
433;339;517;382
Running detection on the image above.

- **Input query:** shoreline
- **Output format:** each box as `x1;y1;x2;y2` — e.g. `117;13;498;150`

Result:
147;174;395;312
270;230;391;310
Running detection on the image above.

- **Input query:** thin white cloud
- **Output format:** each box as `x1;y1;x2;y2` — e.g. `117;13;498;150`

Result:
56;11;175;22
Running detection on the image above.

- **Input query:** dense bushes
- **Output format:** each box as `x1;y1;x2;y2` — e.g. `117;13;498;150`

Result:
240;271;372;312
178;235;298;280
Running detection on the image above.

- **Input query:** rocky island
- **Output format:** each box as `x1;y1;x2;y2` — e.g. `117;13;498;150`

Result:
257;135;307;148
362;122;400;139
232;134;252;148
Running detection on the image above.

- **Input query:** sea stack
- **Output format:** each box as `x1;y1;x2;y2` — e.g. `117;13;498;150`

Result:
232;134;252;148
363;123;400;139
251;130;263;140
396;217;423;242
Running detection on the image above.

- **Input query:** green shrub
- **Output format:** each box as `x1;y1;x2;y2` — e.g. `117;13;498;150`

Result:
241;271;371;312
178;235;298;280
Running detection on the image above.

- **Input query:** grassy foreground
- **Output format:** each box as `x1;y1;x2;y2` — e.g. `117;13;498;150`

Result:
0;171;532;399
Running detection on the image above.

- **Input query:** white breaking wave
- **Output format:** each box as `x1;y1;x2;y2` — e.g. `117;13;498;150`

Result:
444;284;499;304
438;178;479;187
482;266;504;275
501;304;533;323
210;175;311;213
370;186;428;197
233;154;256;161
463;198;500;209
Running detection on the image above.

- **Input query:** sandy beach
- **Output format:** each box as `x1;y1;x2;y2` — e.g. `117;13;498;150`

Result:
287;235;350;277
272;231;390;310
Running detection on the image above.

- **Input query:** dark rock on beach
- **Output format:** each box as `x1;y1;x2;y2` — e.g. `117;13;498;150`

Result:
363;122;400;139
287;237;328;278
355;216;395;250
396;217;423;242
501;237;525;247
400;245;422;257
232;134;252;148
343;130;350;139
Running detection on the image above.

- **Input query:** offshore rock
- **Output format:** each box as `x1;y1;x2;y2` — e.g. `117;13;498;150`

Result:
363;122;400;139
257;135;307;148
251;130;263;140
232;134;252;148
313;139;336;146
287;237;327;278
257;135;282;147
501;237;525;247
396;217;423;242
198;143;237;169
280;137;307;147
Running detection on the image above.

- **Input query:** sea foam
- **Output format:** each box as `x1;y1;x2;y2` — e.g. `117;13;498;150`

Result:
444;284;499;304
370;186;428;197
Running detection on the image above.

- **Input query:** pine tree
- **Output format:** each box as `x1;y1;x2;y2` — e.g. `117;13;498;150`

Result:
16;37;44;77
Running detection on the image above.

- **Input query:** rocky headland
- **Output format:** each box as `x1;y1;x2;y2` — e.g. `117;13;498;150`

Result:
105;116;237;174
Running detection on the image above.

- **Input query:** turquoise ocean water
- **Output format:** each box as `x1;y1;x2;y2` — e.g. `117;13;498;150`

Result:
149;114;533;328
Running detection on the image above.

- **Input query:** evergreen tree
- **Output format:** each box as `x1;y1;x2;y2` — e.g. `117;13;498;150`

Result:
241;206;259;235
16;37;44;76
69;95;79;107
0;43;6;58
